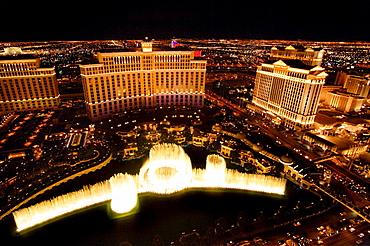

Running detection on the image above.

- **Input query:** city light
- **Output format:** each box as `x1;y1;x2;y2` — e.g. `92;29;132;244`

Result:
2;38;370;245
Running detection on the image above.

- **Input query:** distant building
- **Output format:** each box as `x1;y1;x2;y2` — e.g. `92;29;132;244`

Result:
270;45;325;66
324;91;365;112
80;40;207;121
303;132;368;157
252;60;327;129
334;71;370;97
334;71;347;86
3;47;22;55
344;74;370;98
0;54;60;114
322;72;369;112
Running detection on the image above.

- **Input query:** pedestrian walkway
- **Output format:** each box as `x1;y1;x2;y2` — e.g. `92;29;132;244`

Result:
314;184;370;224
221;129;280;162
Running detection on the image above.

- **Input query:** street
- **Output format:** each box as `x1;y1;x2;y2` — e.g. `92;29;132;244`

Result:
205;90;370;245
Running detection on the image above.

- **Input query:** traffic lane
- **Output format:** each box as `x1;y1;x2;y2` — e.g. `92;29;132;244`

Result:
205;92;247;115
323;160;370;189
261;204;351;245
318;222;370;246
259;124;318;160
329;179;370;209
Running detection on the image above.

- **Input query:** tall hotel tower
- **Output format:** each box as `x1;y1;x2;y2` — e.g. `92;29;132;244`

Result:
80;40;207;121
0;54;60;113
252;59;328;129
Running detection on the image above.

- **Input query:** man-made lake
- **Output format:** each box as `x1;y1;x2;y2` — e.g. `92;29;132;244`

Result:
1;146;319;245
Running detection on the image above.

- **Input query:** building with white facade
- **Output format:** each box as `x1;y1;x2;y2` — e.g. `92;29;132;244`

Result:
252;60;327;129
323;72;369;112
344;74;370;98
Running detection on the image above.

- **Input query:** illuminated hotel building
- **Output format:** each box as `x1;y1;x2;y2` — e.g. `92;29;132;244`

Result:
343;75;370;97
323;72;369;112
80;41;206;121
252;60;327;129
333;72;370;95
270;45;325;66
0;55;60;113
325;91;364;112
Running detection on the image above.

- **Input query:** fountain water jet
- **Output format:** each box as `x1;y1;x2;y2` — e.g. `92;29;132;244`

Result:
204;154;227;186
138;143;193;194
110;173;137;214
12;143;286;232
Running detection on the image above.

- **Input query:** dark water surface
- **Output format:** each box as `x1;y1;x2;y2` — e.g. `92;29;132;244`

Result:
1;146;318;245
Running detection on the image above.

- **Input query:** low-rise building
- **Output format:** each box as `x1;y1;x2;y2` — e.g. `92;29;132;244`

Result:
123;143;138;158
325;90;365;112
219;144;234;159
279;154;312;190
239;150;273;174
192;135;208;147
165;124;186;133
303;132;368;157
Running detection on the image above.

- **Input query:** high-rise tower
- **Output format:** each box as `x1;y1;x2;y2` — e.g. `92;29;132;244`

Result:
80;40;207;121
252;60;327;129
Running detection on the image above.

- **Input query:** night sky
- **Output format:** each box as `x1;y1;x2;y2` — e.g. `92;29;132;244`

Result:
1;0;370;42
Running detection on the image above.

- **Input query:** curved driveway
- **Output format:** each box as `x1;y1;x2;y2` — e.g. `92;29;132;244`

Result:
0;153;113;221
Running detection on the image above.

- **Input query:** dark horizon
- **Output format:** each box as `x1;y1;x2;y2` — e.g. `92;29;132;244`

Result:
1;0;370;43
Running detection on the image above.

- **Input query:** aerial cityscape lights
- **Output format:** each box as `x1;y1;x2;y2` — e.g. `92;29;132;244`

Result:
12;144;286;232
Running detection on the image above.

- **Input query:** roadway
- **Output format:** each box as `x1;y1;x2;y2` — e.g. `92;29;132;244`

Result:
205;91;370;244
205;90;247;117
260;121;370;223
259;203;365;246
315;222;370;246
0;152;113;221
322;160;370;189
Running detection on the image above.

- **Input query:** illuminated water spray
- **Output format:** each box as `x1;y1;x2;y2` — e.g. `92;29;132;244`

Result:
12;143;286;232
204;154;227;186
110;173;137;214
139;143;193;194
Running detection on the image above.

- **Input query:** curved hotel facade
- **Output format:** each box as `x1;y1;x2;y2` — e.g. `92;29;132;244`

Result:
80;42;206;121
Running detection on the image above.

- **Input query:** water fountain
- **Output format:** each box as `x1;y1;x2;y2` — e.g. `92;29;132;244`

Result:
138;143;193;194
12;143;286;232
204;154;227;186
110;173;138;214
